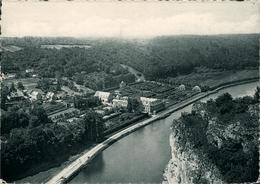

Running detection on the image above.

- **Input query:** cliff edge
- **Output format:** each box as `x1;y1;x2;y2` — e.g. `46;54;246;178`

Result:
163;92;259;184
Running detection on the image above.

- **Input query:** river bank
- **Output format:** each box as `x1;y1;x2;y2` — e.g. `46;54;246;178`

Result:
46;78;259;184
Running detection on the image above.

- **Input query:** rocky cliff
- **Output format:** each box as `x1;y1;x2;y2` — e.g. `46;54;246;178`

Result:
162;132;225;184
162;94;259;184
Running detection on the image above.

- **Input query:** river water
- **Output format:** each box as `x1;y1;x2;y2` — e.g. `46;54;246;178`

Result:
70;82;259;184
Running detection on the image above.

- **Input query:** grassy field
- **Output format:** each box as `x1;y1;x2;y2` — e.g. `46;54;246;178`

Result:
4;78;39;90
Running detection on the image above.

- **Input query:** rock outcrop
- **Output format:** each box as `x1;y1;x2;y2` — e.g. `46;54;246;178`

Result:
163;97;259;184
163;133;225;184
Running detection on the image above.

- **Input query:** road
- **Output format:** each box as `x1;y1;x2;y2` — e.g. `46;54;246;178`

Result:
120;64;145;82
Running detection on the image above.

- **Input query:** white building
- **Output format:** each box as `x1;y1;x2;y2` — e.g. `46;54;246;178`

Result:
192;86;202;93
178;84;186;91
0;72;5;81
120;81;126;88
28;89;44;101
94;91;112;104
25;69;34;73
112;96;128;108
140;97;165;115
46;92;56;101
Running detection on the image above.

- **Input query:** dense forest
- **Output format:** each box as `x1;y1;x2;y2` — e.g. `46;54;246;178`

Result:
0;83;104;181
1;106;103;181
173;89;259;183
1;34;259;81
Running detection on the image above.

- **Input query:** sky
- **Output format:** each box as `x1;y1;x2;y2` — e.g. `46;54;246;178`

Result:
1;1;260;37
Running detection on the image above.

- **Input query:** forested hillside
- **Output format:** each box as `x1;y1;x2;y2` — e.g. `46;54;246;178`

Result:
1;34;259;81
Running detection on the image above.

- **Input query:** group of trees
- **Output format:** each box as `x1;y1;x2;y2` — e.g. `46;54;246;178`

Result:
1;34;258;83
36;78;61;92
1;82;26;110
76;71;135;90
139;35;259;79
0;80;105;181
1;107;104;181
1;104;51;135
1;43;136;90
174;90;259;183
127;97;144;114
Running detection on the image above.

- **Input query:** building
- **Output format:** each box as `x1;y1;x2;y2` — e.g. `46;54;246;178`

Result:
140;97;165;115
114;90;121;96
120;81;126;88
25;69;34;73
95;109;106;116
192;86;202;93
0;72;5;81
46;92;56;102
94;91;113;104
5;73;16;79
48;107;80;122
178;84;186;91
7;90;25;101
5;90;28;107
28;89;44;101
112;96;128;108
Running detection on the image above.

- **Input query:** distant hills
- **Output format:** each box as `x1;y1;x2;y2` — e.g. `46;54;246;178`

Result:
1;34;259;81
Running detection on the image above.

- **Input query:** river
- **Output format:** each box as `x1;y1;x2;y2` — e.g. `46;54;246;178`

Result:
69;81;259;183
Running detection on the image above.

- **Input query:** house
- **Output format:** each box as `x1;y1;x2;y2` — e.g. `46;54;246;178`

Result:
46;92;56;101
5;90;28;107
0;72;5;81
140;97;165;115
178;84;186;91
94;91;113;104
67;117;79;123
95;109;106;116
112;96;128;108
25;69;34;73
114;90;121;96
5;73;16;79
192;86;201;93
28;89;44;101
56;91;67;99
7;90;25;101
120;81;126;88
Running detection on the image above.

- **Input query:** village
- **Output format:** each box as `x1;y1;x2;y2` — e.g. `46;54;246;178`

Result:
1;66;203;140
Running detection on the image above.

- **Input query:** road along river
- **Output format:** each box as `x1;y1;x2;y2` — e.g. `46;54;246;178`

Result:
68;81;259;184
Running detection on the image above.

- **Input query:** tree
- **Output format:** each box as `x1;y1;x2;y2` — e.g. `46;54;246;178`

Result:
84;111;104;142
17;81;25;90
10;82;17;92
37;78;51;92
1;84;10;110
56;79;62;91
1;106;30;134
254;86;260;103
127;98;144;114
30;105;50;126
215;93;233;114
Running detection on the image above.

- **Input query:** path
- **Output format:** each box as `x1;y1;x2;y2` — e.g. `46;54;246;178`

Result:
120;64;145;82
